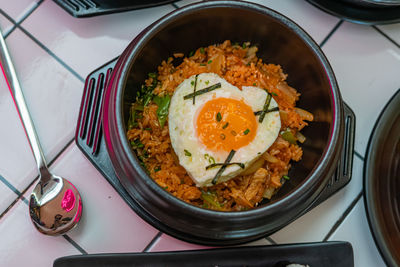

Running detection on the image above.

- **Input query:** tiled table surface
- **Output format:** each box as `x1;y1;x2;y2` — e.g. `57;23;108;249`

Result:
0;0;398;266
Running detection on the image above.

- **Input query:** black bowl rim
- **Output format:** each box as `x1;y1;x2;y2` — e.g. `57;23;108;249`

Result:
363;88;400;267
114;0;343;217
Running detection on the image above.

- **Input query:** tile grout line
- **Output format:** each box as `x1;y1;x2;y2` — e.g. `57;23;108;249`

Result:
142;231;163;252
63;234;88;254
319;20;344;48
372;26;400;49
0;9;84;83
354;150;364;161
0;174;22;196
265;236;277;245
3;0;45;39
322;191;363;241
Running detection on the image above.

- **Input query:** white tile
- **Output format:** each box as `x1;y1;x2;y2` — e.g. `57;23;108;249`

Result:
175;0;203;7
21;1;175;79
0;179;18;214
0;0;40;23
328;198;386;267
271;156;363;243
322;22;400;155
46;143;159;253
0;199;81;267
0;13;14;36
0;65;38;194
246;0;340;43
378;23;400;45
5;29;83;171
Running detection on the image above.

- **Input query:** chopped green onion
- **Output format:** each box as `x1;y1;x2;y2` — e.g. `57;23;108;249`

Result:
191;80;195;86
204;154;215;164
242;43;247;49
144;127;152;131
207;60;212;64
271;92;278;96
200;47;205;54
216;112;222;122
184;149;192;157
154;166;161;172
222;122;229;129
254;107;279;116
205;80;209;85
253;83;257;86
192;74;198;105
258;93;272;123
188;51;194;57
200;63;206;66
212;150;236;185
244;129;250;135
283;175;290;180
183;83;222;100
206;162;245;170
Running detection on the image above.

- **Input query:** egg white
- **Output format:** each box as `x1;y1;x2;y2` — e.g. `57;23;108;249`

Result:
168;73;281;187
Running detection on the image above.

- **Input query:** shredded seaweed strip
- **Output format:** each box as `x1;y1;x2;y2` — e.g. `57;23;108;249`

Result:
254;107;279;116
192;74;199;105
183;83;221;100
211;149;236;185
206;162;245;170
258;93;272;123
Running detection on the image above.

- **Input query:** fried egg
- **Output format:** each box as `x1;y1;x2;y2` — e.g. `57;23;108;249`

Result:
168;73;280;187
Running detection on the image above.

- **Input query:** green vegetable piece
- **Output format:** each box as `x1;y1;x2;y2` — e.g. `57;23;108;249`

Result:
281;129;297;144
128;105;137;129
271;92;278;96
283;175;290;180
184;149;192;157
201;191;222;209
208;60;212;64
200;63;206;66
188;51;194;57
200;47;205;54
242;43;247;49
222;122;229;129
154;166;161;172
216;112;222;122
244;129;250;135
205;80;209;85
148;72;157;78
153;95;171;128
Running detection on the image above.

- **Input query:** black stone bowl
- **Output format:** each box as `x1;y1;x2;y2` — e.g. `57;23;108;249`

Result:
102;0;346;245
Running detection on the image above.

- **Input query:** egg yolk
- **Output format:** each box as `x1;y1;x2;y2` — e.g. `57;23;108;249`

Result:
196;98;257;152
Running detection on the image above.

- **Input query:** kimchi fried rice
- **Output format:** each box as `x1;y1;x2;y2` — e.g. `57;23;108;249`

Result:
127;40;313;211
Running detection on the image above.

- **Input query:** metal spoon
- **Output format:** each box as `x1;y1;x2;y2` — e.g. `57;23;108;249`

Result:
0;29;82;235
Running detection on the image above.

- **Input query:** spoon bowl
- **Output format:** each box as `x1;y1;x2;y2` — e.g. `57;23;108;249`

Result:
29;175;82;235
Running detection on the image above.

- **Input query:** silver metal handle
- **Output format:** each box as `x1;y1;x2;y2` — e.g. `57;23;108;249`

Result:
0;30;51;183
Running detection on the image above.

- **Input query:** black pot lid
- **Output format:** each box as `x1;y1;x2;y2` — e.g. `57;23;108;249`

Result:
364;89;400;266
306;0;400;25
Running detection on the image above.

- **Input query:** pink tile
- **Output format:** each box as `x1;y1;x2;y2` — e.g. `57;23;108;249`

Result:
22;1;175;78
247;0;340;43
0;0;40;22
149;234;212;252
0;56;38;194
322;22;400;155
0;180;18;214
4;28;83;166
45;143;159;253
0;199;81;266
0;13;14;36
